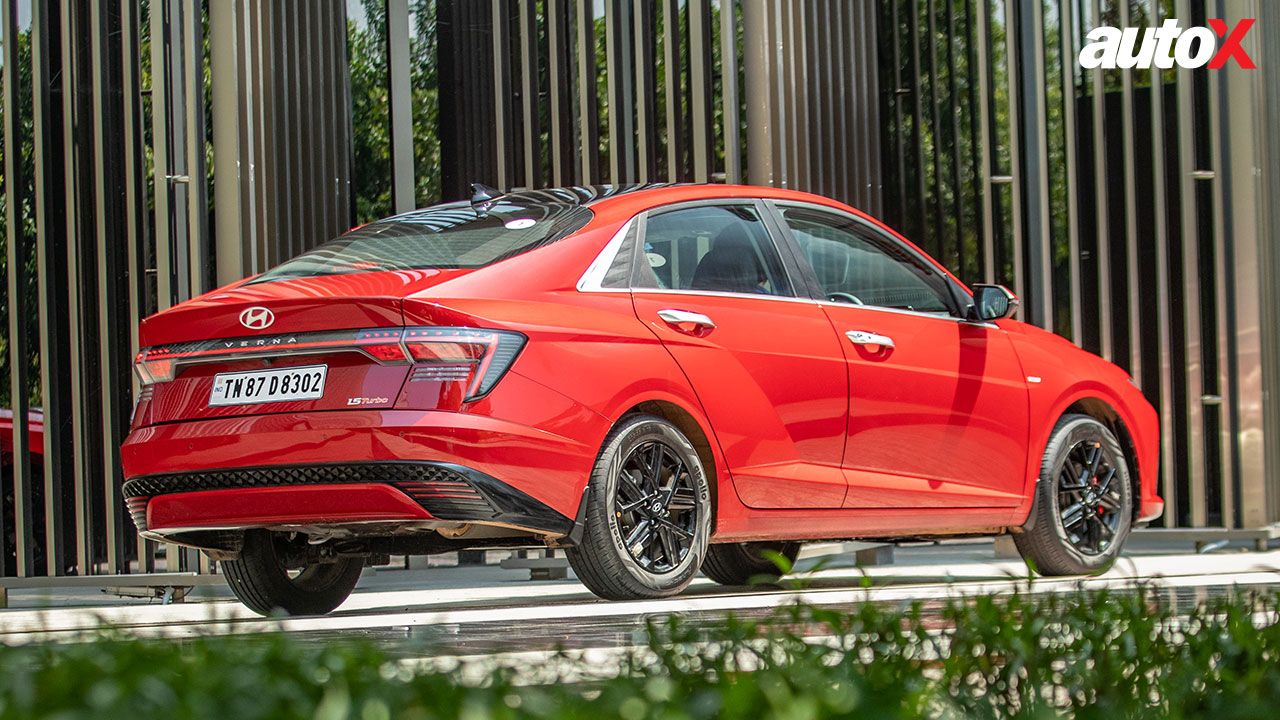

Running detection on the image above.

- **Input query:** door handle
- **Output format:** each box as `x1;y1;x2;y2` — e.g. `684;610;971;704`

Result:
657;309;716;333
845;330;895;349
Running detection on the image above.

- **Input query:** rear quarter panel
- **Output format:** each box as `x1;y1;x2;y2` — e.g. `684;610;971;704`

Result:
401;219;738;530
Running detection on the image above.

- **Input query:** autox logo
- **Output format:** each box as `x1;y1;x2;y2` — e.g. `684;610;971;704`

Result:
239;306;275;330
1078;18;1256;70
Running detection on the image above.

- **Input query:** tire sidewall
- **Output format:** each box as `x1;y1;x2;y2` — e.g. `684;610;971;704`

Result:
1041;417;1134;572
596;417;711;593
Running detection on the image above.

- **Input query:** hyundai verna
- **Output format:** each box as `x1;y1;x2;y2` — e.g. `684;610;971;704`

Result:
121;184;1163;615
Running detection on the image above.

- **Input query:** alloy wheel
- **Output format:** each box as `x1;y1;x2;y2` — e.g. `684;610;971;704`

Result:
1055;438;1125;556
613;440;700;573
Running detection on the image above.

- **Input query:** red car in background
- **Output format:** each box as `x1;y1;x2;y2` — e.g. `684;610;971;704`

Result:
2;409;45;572
121;184;1163;616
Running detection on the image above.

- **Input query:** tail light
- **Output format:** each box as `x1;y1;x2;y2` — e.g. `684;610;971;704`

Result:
402;328;526;400
134;326;526;402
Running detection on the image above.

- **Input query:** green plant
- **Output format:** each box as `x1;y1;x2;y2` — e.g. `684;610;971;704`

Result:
0;586;1276;719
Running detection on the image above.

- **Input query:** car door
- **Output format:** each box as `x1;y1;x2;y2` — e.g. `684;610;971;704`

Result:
626;201;850;509
770;202;1030;509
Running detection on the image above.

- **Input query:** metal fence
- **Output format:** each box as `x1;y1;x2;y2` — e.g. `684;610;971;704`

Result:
875;0;1280;530
0;0;1276;578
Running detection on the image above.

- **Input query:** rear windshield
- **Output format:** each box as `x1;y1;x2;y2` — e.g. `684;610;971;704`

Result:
253;200;592;282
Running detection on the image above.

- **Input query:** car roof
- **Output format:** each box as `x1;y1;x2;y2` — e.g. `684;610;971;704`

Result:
580;183;862;222
476;183;861;217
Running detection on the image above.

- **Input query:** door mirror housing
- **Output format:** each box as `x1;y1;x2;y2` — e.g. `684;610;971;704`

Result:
969;284;1019;322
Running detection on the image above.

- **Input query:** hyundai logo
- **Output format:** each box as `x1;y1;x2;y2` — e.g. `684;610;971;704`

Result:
239;306;275;330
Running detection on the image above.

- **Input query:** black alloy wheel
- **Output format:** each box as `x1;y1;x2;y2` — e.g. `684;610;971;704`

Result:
1055;438;1125;556
1014;414;1134;576
567;414;712;600
614;440;700;573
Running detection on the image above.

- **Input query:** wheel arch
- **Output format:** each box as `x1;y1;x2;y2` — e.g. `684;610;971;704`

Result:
619;399;721;529
1060;397;1143;521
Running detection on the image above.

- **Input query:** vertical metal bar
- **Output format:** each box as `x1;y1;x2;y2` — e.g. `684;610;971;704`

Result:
1003;0;1024;299
908;0;926;242
662;0;681;181
831;0;847;200
549;0;565;186
211;0;245;282
1090;0;1111;359
1174;0;1204;526
861;1;881;212
719;0;740;183
926;0;943;253
1119;0;1140;375
1222;0;1268;527
781;0;798;188
388;0;415;211
519;0;538;189
604;0;620;183
273;0;293;258
807;0;823;194
974;0;995;282
63;0;90;576
491;0;508;189
945;0;962;268
741;0;772;185
296;1;313;256
689;0;711;182
2;0;35;577
188;0;208;289
120;0;150;570
1207;0;1235;527
1014;0;1048;326
770;0;785;188
1260;0;1280;525
31;0;73;576
576;0;596;182
606;0;636;183
189;0;212;555
634;0;651;183
150;0;174;307
1149;0;1176;526
87;0;115;574
1261;0;1280;525
1060;0;1082;343
96;0;136;573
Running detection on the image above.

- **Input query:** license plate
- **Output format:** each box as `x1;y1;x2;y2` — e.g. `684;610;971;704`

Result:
209;365;328;406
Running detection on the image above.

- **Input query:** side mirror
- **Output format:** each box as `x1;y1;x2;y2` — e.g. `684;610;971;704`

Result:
969;284;1019;322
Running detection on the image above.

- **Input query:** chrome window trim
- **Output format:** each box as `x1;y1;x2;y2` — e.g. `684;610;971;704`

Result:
817;300;998;329
576;218;636;293
572;199;1000;329
631;288;819;305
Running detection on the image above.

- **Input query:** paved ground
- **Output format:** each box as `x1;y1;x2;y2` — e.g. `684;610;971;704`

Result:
2;536;1278;659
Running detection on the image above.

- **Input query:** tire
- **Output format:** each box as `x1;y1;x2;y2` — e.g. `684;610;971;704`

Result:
701;541;801;586
566;414;712;600
222;530;363;616
1013;414;1134;576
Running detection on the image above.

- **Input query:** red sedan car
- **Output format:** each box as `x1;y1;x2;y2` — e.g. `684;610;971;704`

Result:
122;184;1162;615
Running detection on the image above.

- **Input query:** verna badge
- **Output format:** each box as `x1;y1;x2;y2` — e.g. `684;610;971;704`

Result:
239;306;275;330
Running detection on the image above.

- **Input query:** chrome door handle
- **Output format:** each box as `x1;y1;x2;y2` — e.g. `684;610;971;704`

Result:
657;309;716;333
846;330;895;349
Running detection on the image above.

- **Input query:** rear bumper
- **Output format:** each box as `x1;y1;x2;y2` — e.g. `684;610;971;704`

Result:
121;408;600;522
124;461;575;539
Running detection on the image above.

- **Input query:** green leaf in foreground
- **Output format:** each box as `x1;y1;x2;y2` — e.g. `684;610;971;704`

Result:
1;586;1277;719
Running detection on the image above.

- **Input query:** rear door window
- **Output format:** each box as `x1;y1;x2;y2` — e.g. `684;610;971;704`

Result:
633;204;794;297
